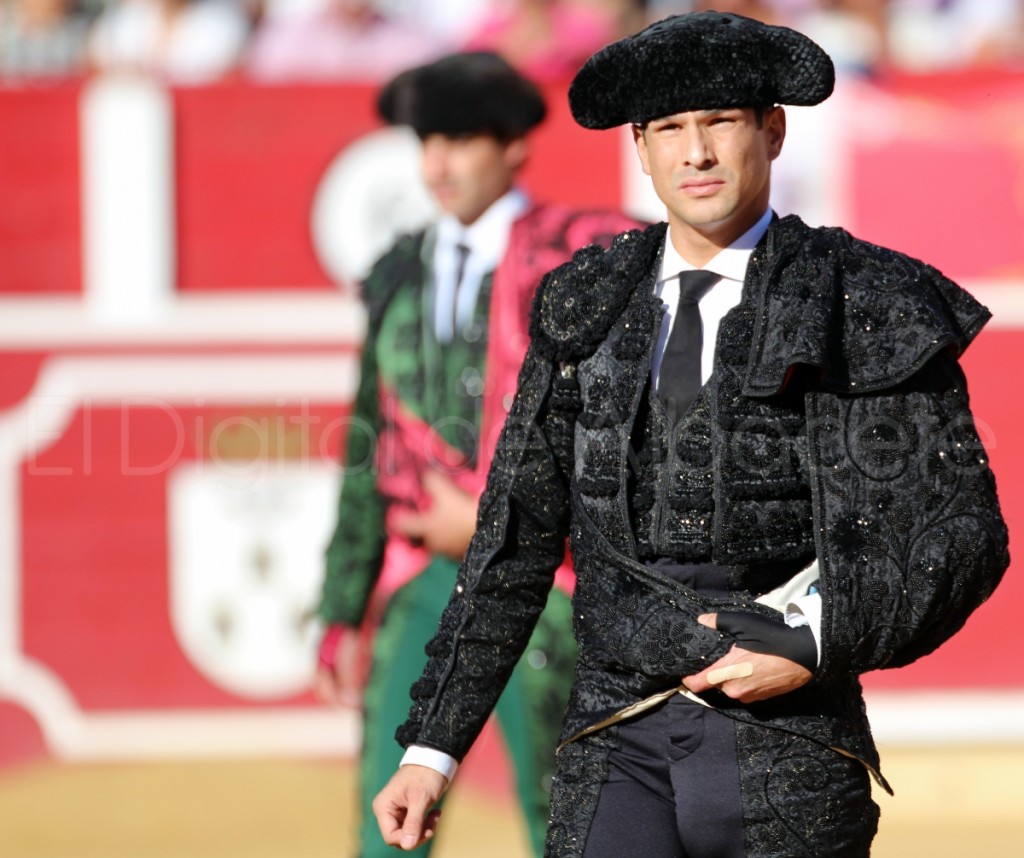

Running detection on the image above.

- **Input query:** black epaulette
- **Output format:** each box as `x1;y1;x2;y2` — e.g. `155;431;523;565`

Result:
743;216;992;396
528;222;666;361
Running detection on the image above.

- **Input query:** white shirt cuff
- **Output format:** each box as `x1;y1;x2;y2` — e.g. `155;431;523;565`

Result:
400;745;459;782
785;592;823;667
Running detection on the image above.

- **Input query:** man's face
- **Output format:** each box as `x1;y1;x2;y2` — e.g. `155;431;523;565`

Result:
633;106;785;246
420;133;526;225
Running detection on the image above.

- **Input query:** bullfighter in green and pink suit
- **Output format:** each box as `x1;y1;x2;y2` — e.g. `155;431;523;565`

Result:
314;52;641;858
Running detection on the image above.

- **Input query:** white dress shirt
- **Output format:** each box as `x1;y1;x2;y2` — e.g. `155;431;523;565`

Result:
402;208;820;781
652;207;771;389
432;188;529;342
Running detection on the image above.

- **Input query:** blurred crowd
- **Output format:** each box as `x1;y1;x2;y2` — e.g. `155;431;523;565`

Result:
2;0;1024;84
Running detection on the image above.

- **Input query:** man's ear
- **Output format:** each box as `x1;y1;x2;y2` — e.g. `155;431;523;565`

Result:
766;106;786;161
504;136;529;171
632;124;652;177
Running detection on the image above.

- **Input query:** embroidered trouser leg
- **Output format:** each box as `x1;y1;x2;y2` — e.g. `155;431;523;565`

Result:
582;695;745;858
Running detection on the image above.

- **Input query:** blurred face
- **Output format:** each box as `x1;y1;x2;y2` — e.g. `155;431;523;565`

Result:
633;106;785;253
333;0;373;22
420;133;526;225
18;0;70;26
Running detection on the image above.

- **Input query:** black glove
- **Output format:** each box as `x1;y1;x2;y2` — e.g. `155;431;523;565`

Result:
714;612;817;673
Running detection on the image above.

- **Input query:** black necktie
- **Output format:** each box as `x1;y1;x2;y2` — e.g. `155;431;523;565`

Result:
451;243;471;339
658;269;719;421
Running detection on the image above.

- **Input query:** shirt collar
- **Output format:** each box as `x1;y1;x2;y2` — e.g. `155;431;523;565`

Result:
436;187;529;265
659;208;773;285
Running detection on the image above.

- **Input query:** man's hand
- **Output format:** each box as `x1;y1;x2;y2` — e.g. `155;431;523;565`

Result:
372;765;448;851
394;470;478;560
314;625;368;708
683;613;814;704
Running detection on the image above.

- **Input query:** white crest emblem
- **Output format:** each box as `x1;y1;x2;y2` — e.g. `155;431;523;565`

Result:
168;463;340;699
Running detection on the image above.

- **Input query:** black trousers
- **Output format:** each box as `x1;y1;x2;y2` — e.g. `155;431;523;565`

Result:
583;559;744;858
582;694;745;858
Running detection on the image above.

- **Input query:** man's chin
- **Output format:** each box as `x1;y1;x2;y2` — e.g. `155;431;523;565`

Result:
430;189;462;213
668;195;730;224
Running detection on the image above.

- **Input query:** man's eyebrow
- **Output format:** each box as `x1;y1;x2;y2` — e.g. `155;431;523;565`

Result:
647;107;745;125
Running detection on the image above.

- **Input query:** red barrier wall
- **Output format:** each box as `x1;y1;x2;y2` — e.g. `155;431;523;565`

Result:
1;75;1021;764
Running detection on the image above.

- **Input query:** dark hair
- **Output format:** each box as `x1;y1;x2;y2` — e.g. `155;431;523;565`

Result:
752;104;779;127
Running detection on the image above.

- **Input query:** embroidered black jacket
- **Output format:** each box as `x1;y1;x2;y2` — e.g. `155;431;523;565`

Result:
397;215;1010;856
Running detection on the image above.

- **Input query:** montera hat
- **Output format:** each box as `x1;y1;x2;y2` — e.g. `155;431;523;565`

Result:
569;11;835;129
378;51;546;140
